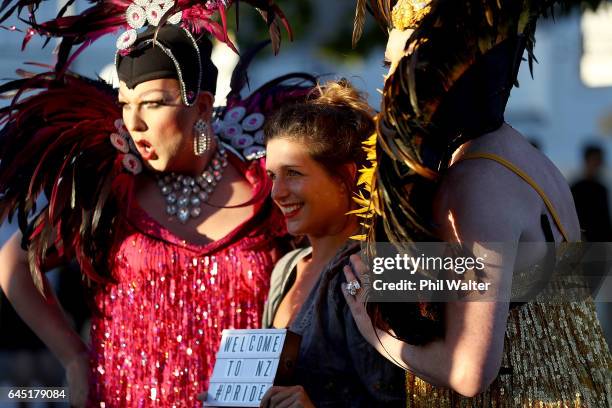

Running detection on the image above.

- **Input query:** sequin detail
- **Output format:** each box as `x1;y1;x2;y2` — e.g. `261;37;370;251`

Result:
405;248;612;407
87;158;285;407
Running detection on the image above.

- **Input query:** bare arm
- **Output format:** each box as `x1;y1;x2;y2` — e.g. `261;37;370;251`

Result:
344;252;513;397
0;231;88;364
0;230;89;406
344;163;521;397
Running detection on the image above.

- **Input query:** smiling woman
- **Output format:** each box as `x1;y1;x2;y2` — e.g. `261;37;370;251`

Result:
260;80;406;408
265;140;351;237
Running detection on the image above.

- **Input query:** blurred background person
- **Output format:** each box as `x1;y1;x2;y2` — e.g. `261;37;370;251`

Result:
571;144;612;242
571;143;612;348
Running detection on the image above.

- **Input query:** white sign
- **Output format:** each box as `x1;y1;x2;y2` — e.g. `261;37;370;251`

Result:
205;329;300;407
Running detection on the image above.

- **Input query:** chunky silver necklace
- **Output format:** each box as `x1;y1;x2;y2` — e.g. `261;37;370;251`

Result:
157;145;228;223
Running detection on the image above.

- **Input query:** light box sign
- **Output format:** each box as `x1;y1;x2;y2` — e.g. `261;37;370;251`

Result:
205;329;301;407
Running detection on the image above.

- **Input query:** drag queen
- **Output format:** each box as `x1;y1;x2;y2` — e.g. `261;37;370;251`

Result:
0;1;314;406
345;0;612;406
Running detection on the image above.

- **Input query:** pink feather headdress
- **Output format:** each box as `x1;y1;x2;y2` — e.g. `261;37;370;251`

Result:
0;0;292;71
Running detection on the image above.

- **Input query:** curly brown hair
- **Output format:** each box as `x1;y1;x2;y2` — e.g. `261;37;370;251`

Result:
264;79;375;198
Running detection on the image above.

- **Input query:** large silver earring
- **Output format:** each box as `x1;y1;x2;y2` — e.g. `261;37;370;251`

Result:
193;119;212;156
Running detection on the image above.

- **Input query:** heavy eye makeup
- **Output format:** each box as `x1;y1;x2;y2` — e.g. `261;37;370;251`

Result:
141;100;165;108
117;90;181;110
118;100;163;109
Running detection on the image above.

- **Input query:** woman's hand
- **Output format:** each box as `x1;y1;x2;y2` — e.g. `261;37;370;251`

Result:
342;255;410;372
260;385;315;408
341;243;514;395
63;352;90;408
341;254;379;346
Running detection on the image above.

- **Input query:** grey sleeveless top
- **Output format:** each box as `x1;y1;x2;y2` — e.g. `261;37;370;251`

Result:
262;242;405;407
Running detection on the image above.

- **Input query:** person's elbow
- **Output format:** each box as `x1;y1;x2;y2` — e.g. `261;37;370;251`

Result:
0;231;30;291
448;356;501;397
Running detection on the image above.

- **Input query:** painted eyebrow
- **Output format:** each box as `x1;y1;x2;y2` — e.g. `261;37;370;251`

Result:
117;89;177;103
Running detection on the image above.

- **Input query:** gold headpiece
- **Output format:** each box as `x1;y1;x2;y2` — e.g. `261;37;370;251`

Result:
391;0;432;30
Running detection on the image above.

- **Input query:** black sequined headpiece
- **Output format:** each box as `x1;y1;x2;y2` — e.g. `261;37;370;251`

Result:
116;25;218;105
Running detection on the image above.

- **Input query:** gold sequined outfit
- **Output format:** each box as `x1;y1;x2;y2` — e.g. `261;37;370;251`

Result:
406;300;611;407
406;153;612;407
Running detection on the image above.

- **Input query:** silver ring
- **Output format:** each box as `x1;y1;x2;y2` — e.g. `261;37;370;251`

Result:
347;280;361;296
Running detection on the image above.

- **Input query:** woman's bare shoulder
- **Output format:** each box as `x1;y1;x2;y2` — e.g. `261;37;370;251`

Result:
439;124;580;241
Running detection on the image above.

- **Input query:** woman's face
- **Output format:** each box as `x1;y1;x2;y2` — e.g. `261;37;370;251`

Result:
118;78;208;173
266;138;352;237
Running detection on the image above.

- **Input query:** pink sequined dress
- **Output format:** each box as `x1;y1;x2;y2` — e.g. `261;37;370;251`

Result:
87;155;285;407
